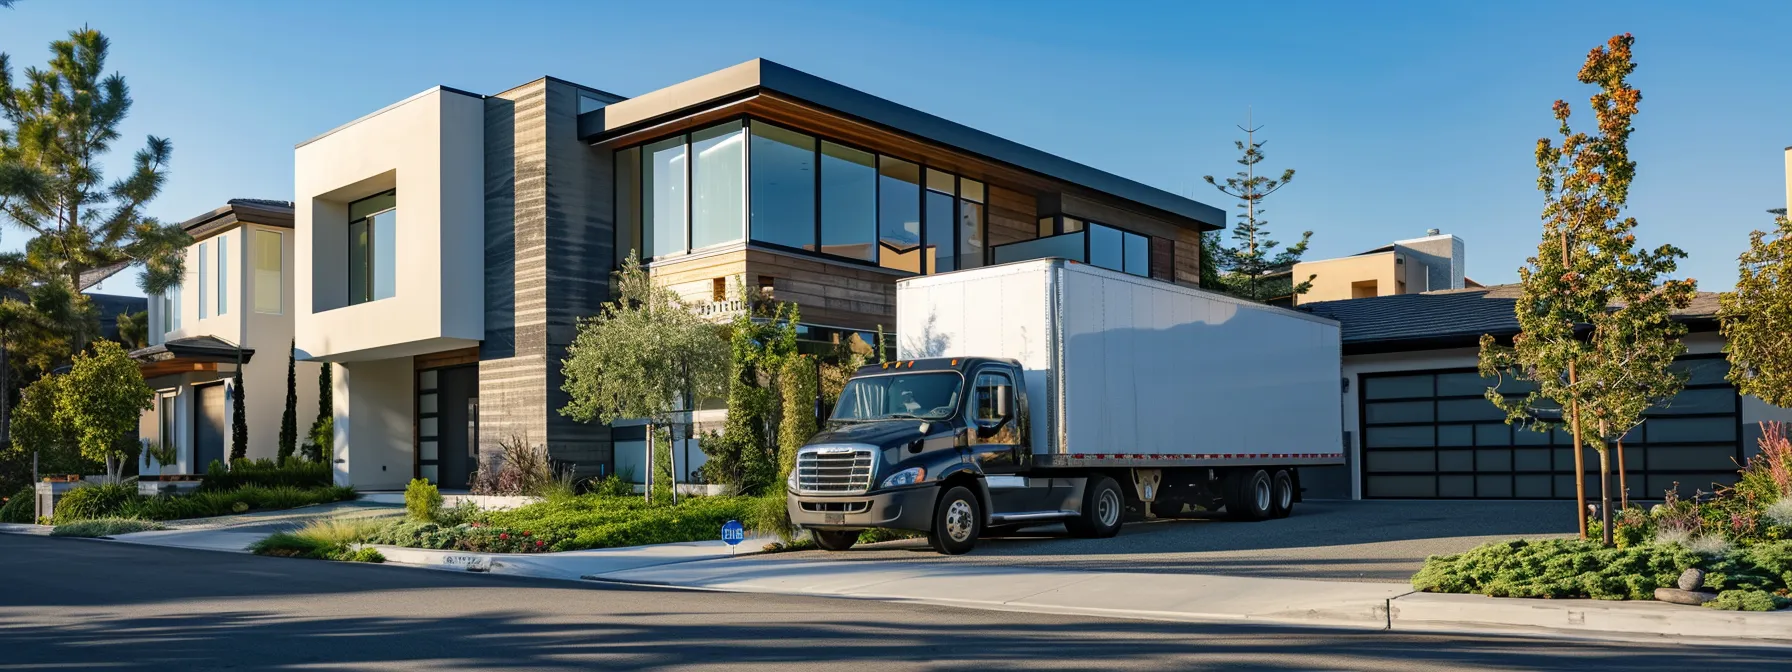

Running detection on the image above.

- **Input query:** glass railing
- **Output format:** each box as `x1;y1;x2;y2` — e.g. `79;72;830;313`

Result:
992;231;1087;265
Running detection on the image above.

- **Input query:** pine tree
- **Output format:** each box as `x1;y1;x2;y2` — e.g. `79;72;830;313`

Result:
1479;34;1694;545
1203;114;1313;302
229;365;247;464
278;339;298;464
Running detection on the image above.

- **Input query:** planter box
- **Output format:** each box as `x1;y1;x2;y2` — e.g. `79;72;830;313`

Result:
34;481;92;522
139;481;203;497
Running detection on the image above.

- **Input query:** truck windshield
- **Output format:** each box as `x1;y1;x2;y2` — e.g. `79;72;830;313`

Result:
832;373;962;421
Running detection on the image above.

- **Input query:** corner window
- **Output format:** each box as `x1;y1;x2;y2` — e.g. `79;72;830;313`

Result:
819;141;876;261
690;121;745;250
643;136;687;258
253;230;283;314
348;190;396;305
748;121;816;251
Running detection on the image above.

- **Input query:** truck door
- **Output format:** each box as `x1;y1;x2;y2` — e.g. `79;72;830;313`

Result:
969;367;1038;513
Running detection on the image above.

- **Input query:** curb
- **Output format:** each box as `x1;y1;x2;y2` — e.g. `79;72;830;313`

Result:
1389;592;1792;644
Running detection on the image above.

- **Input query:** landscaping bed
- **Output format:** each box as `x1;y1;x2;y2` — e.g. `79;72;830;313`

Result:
50;481;356;524
367;490;761;553
1412;428;1792;612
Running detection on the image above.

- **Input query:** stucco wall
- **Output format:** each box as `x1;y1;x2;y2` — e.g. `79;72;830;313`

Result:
333;359;414;490
295;87;486;363
1293;252;1399;305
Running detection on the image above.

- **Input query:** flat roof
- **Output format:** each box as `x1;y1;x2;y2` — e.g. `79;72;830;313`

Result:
585;59;1225;230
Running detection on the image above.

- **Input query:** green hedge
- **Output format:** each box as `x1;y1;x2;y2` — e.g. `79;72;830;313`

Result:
0;486;34;524
200;459;331;491
50;518;166;537
52;483;356;523
365;494;762;553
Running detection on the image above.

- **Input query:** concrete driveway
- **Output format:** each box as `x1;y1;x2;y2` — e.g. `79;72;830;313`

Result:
783;500;1578;582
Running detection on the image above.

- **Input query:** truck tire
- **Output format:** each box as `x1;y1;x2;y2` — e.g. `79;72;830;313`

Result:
812;530;858;552
1270;470;1295;519
1065;475;1124;538
1225;469;1273;521
929;486;981;555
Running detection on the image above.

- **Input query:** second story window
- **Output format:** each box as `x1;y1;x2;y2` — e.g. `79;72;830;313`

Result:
253;229;282;314
216;233;229;316
163;285;182;334
198;241;210;319
348;190;397;305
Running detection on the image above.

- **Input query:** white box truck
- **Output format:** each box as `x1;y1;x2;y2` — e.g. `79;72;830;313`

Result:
786;259;1344;554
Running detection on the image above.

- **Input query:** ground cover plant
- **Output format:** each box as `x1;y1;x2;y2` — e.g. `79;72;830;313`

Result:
200;459;332;491
50;518;166;537
51;482;355;523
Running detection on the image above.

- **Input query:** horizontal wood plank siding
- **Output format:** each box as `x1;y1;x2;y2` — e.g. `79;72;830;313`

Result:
1173;228;1202;288
987;185;1037;247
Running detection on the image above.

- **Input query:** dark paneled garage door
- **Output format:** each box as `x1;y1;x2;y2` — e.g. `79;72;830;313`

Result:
1359;355;1742;499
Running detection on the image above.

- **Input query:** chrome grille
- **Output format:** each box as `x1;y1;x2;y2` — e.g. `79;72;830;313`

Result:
796;447;874;494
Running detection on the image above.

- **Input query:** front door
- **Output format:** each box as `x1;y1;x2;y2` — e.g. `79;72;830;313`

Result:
193;383;226;472
419;365;478;488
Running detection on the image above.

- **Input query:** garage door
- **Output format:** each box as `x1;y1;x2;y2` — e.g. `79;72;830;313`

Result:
1359;355;1742;499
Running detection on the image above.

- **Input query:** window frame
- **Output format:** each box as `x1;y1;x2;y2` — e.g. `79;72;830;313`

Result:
252;229;284;315
347;190;397;306
611;115;991;274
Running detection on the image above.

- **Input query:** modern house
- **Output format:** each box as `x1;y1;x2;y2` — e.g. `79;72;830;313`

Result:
293;59;1226;491
1298;285;1792;501
1289;231;1476;305
133;199;320;477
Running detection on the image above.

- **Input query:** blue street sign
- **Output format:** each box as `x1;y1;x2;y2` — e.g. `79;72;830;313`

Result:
721;519;745;546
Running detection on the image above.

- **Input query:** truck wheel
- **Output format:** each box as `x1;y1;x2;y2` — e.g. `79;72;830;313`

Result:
812;530;858;552
1225;469;1273;521
1065;476;1124;538
1270;470;1295;519
929;486;981;555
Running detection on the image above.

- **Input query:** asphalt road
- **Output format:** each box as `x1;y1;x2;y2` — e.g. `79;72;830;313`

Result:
781;499;1578;581
2;534;1781;671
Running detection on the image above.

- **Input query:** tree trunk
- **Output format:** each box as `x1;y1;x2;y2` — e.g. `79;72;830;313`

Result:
1568;366;1587;540
1598;447;1613;547
1616;437;1629;510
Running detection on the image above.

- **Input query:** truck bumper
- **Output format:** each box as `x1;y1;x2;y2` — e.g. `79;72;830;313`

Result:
788;485;938;532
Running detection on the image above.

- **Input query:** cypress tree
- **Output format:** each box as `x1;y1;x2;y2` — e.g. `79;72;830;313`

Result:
278;339;298;464
229;365;247;464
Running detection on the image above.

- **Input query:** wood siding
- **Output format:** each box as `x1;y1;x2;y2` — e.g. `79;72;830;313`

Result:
1173;228;1202;288
648;245;902;332
987;184;1037;248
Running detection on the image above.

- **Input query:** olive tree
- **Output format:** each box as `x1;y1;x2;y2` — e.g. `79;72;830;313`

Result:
1721;212;1792;408
54;340;152;482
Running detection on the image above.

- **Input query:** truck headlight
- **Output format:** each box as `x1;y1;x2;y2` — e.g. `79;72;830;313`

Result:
881;467;926;488
787;468;799;491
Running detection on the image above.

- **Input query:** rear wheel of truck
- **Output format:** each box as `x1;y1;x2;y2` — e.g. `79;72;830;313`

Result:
929;486;982;555
1065;475;1124;538
812;529;859;552
1225;469;1274;521
1270;470;1295;519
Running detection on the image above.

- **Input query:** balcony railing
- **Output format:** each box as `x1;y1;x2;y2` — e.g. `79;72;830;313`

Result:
992;231;1088;265
991;227;1151;279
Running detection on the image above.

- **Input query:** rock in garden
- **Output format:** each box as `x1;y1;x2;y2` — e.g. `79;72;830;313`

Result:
1678;568;1706;591
1654;587;1717;605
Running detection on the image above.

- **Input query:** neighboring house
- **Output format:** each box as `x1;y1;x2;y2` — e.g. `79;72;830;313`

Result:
0;290;146;344
1291;231;1474;305
293;59;1226;490
133;199;319;477
1299;285;1792;501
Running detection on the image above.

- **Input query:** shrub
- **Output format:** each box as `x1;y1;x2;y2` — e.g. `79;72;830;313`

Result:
201;459;330;491
52;483;140;523
250;517;385;561
747;492;798;542
368;493;760;553
591;475;633;499
435;499;487;527
471;433;555;496
1766;497;1792;528
1654;527;1694;547
1412;539;1704;600
0;486;34;524
1703;589;1791;611
405;478;442;521
50;518;165;537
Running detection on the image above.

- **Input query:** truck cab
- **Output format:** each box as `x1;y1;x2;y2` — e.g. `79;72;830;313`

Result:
786;356;1123;554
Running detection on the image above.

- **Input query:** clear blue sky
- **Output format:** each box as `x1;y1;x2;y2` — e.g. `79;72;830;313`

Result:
2;0;1786;296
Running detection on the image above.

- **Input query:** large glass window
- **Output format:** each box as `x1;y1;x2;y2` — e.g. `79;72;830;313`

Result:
878;157;922;273
216;234;229;316
1088;223;1122;271
348;190;396;305
1123;230;1149;277
690;121;745;250
198;241;210;319
820;141;876;262
748;122;816;250
924;170;956;273
253;230;282;314
644;136;687;257
164;286;181;334
959;179;985;270
615;146;642;261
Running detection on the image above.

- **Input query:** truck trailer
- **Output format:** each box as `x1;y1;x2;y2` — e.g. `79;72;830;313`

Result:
786;259;1344;554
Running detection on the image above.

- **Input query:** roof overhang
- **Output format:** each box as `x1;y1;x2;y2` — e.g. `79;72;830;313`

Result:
130;337;255;378
181;200;295;241
580;59;1225;232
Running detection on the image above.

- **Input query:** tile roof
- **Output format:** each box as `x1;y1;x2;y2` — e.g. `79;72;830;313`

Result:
1298;284;1721;353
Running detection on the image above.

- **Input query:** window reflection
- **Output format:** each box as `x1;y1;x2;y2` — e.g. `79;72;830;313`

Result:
820;141;876;261
749;122;816;250
878;156;921;273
